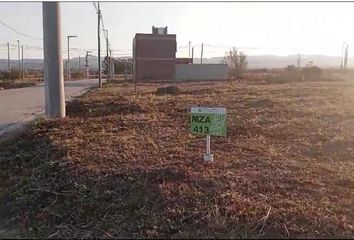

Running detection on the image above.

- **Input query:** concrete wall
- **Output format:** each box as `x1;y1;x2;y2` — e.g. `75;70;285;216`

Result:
175;64;228;80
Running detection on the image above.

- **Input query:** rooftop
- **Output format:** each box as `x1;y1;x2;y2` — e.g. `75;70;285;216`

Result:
134;33;176;39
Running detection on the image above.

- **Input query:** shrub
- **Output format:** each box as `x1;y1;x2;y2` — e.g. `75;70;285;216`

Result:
0;69;21;80
302;66;322;80
156;86;181;95
71;70;85;79
223;47;248;79
285;65;297;72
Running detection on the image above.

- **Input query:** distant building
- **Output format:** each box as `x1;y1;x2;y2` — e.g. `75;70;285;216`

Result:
132;26;228;81
133;26;177;80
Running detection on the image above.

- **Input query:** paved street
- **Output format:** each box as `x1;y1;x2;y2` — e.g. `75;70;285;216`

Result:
0;79;102;136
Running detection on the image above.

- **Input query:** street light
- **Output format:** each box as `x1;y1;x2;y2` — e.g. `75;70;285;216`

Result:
189;41;191;58
67;35;78;81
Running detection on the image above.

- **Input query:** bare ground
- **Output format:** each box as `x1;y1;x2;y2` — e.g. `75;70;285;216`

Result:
0;79;354;238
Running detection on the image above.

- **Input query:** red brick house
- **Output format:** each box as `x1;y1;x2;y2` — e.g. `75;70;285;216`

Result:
133;26;177;80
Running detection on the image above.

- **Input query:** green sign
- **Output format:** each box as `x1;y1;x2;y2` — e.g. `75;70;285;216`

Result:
191;107;227;136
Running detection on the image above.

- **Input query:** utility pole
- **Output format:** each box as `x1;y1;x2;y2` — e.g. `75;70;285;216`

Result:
105;30;109;57
65;60;68;77
104;29;110;80
344;44;349;70
299;54;301;68
42;1;65;118
110;49;114;80
113;56;115;80
347;45;349;69
67;37;69;80
17;40;21;72
341;42;349;70
188;41;191;58
21;45;24;80
130;59;133;75
85;50;91;79
191;47;194;64
7;42;10;76
297;54;301;68
67;35;78;81
124;60;127;80
201;43;204;64
97;2;102;87
78;55;81;70
341;42;346;70
109;49;112;79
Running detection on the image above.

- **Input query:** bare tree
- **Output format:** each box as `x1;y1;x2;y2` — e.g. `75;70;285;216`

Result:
223;47;248;79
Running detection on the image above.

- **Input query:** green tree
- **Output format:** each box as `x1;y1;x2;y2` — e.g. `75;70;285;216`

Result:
113;58;133;74
103;57;133;75
223;47;248;79
0;69;21;81
302;66;322;80
102;56;110;75
286;65;297;72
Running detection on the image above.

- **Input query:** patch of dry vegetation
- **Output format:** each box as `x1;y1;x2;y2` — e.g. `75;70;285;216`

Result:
1;79;354;238
0;79;38;90
246;67;348;84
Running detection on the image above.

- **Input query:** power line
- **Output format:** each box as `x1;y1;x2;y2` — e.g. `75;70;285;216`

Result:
101;16;107;39
92;2;98;12
0;19;42;41
93;2;107;40
100;14;107;40
1;44;132;51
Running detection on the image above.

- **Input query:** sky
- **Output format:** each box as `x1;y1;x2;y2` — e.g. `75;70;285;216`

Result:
0;1;354;59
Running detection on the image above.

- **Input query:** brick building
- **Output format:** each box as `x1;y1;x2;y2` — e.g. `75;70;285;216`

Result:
133;26;177;80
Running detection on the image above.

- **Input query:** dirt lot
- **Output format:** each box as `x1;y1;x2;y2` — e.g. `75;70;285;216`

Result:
0;79;354;238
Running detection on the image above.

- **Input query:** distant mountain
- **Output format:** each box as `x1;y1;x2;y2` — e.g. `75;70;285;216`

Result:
0;56;100;71
194;55;347;69
0;59;44;71
0;55;349;71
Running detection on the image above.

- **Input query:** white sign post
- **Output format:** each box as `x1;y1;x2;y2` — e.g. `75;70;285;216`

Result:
204;134;213;162
191;107;227;162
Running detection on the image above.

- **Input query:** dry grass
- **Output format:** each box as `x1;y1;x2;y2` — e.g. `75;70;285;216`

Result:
1;79;354;238
0;79;38;89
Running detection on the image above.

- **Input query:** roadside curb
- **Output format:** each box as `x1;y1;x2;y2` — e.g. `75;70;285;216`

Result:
0;113;42;144
0;83;101;143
